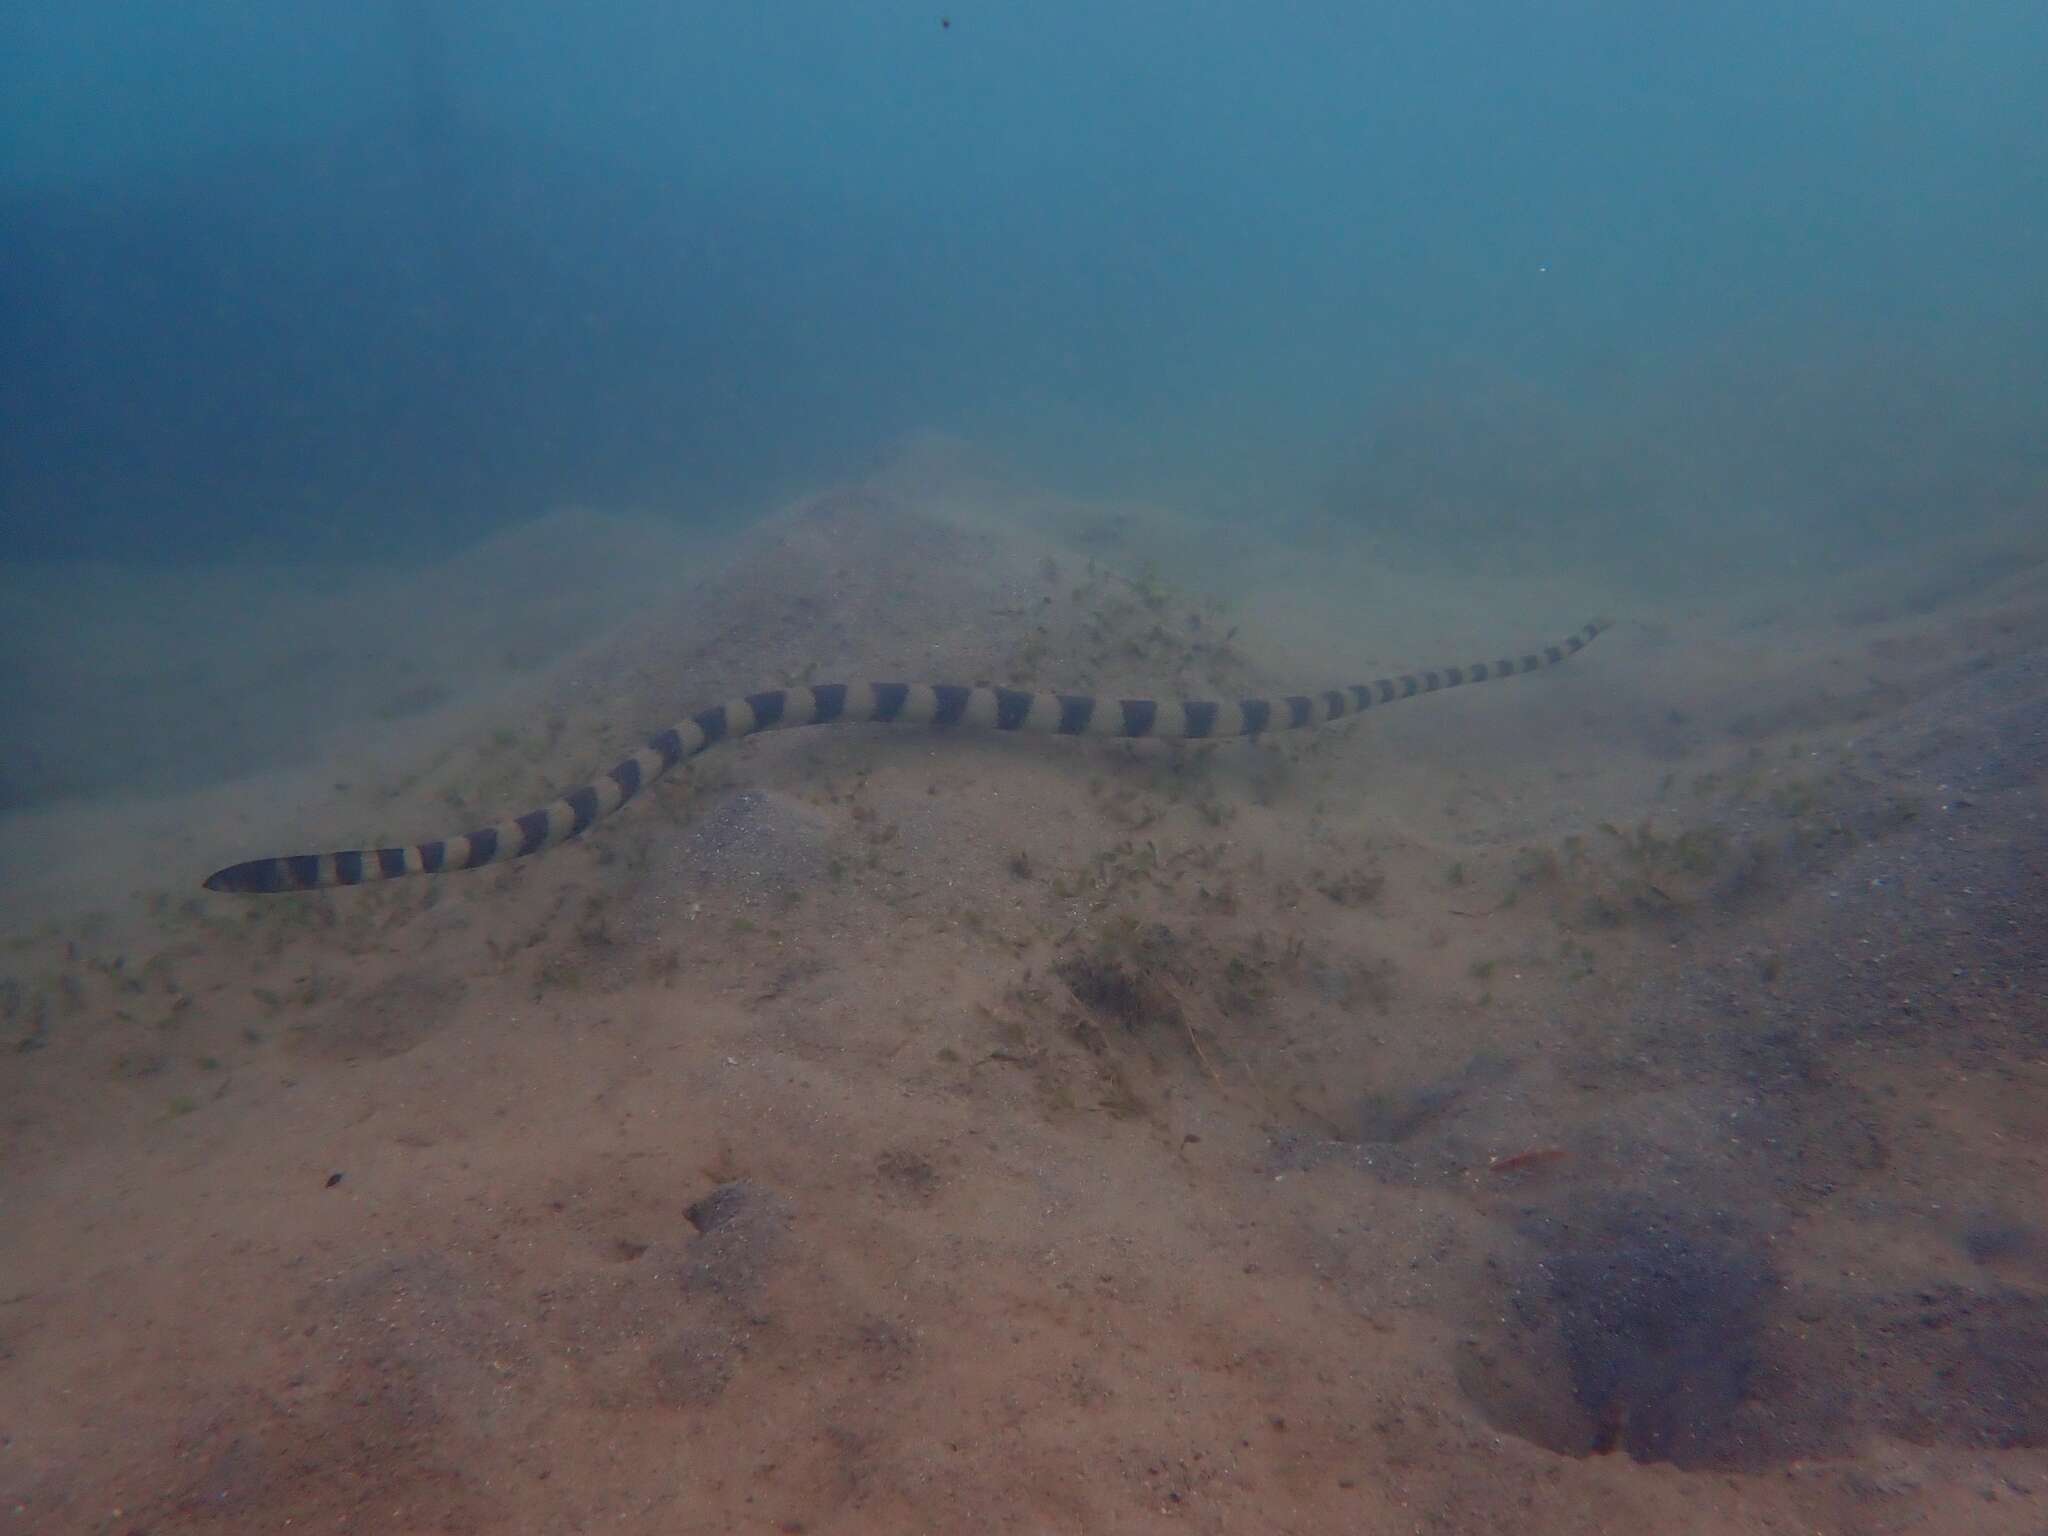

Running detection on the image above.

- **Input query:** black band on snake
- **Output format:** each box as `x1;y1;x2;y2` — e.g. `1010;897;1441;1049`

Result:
202;619;1611;894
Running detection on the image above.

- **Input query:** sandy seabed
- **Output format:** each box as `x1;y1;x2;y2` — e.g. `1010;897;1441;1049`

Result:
3;442;2046;1533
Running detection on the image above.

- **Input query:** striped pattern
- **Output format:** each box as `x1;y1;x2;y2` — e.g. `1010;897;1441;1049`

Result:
202;619;1611;894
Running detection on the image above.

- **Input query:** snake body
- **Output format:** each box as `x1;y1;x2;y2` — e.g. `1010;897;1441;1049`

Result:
203;619;1610;894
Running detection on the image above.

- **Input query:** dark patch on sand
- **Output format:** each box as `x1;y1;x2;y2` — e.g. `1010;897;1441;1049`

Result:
291;971;466;1062
682;1180;790;1303
1461;1205;1775;1468
1350;1052;1514;1145
648;1325;741;1408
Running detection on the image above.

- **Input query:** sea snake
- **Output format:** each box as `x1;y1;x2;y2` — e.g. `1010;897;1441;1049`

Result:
203;618;1611;894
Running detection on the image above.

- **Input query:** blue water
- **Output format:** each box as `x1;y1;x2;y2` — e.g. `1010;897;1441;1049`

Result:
4;2;2044;564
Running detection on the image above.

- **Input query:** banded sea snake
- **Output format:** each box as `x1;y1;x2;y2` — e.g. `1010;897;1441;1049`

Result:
203;618;1611;895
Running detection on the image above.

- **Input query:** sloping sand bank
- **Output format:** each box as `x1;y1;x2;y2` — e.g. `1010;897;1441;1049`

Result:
3;451;2045;1533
